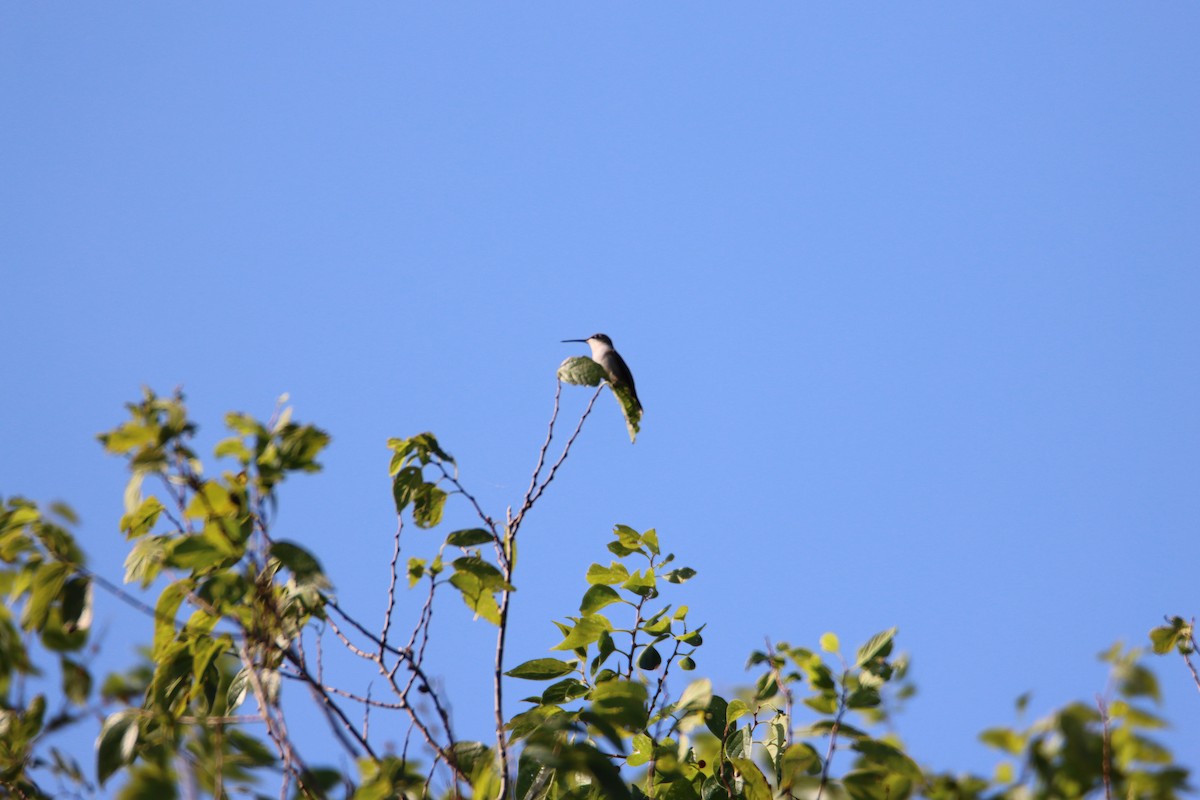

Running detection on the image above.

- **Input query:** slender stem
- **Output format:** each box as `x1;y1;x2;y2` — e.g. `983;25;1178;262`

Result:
512;385;603;530
815;668;849;800
380;517;404;657
492;513;516;800
519;381;563;517
1182;624;1200;695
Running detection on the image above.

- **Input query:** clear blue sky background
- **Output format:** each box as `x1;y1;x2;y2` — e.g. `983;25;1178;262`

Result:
2;3;1198;794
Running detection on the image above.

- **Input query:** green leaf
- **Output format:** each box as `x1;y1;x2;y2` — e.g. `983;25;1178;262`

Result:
124;535;170;588
729;757;773;800
391;466;423;514
270;540;329;588
61;657;92;705
725;726;753;758
606;539;642;557
664;566;696;584
580;584;622;614
804;693;839;714
506;658;577;681
60;575;92;633
553;615;611;652
407;557;426;588
557;356;606;386
703;695;729;738
227;667;251;710
637;644;662;670
780;743;823;784
726;698;750;725
100;423;158;455
589;679;648;730
168;531;237;570
22;561;69;631
851;738;922;779
1149;617;1191;655
48;502;79;525
979;727;1024;755
847;687;881;709
855;627;896;666
452;556;513;591
97;709;141;785
449;570;501;625
586;562;630;585
413;483;448;528
627;733;654;768
596;629;616;668
1117;662;1161;701
676;678;712;713
153;580;189;659
214;437;252;463
621;568;657;597
387;432;454;468
225;411;267;438
119;496;164;539
447;528;495;548
542;678;590;704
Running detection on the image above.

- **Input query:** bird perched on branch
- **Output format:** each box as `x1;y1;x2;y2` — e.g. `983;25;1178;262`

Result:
562;333;641;413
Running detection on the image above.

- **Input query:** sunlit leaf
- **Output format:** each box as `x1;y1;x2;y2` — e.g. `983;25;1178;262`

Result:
506;658;577;680
97;709;140;785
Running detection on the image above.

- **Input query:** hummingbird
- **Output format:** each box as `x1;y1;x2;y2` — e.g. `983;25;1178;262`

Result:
562;333;642;413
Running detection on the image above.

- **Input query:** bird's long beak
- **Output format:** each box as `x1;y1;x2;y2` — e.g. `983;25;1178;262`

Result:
561;338;588;343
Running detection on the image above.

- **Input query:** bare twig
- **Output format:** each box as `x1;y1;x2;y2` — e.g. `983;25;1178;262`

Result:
436;462;500;537
380;517;404;657
1182;622;1200;696
283;647;376;760
519;380;564;521
326;599;409;659
494;514;516;800
511;384;603;531
238;642;314;800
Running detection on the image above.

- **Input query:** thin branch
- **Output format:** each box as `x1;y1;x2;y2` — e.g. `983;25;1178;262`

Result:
511;384;603;530
285;647;375;760
518;380;563;519
238;642;314;800
1182;622;1200;696
326;598;410;659
493;536;514;800
815;666;850;800
380;517;404;657
436;462;499;538
75;565;159;621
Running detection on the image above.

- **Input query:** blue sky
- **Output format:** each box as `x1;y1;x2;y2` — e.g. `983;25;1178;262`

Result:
3;3;1198;792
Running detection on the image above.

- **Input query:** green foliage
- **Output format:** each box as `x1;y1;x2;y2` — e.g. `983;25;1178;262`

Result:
1;386;1195;800
1150;616;1195;657
0;497;93;797
91;390;329;794
924;644;1191;800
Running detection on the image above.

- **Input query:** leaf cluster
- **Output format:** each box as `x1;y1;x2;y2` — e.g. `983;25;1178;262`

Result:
1;387;1195;800
0;498;93;798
